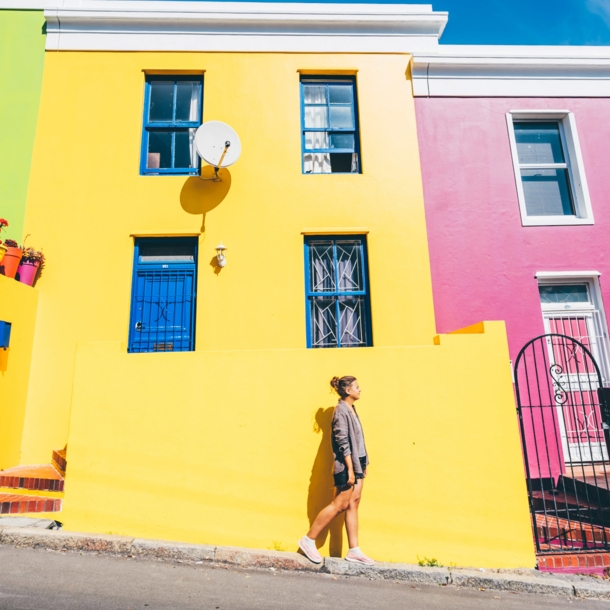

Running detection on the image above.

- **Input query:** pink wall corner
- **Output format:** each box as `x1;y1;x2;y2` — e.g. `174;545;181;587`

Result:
415;97;610;362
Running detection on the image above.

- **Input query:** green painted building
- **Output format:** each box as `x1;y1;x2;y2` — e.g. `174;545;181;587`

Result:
0;5;46;243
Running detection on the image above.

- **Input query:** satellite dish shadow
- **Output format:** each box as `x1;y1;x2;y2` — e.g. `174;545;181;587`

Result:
180;167;232;232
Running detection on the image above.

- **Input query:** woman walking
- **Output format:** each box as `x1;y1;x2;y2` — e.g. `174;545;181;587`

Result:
298;376;374;566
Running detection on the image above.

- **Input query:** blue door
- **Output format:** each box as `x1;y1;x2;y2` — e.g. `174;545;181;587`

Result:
128;238;197;353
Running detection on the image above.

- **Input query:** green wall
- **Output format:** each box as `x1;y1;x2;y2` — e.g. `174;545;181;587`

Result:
0;10;45;243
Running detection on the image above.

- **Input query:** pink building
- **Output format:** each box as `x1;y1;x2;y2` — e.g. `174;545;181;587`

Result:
413;47;610;567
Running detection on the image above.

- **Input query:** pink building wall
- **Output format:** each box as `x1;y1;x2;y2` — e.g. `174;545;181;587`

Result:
415;97;610;364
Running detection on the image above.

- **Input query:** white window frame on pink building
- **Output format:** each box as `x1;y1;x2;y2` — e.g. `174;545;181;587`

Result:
507;110;594;227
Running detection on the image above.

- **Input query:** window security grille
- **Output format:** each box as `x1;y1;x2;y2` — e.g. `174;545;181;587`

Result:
304;236;372;348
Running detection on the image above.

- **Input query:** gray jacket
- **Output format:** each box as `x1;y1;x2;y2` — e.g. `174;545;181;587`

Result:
331;400;369;475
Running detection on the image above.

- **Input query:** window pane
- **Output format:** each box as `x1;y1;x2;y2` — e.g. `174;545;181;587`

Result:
329;106;353;129
303;152;331;174
174;129;197;169
304;132;329;150
329;134;354;150
175;81;200;122
336;241;364;291
521;169;574;216
139;243;196;263
149;81;174;122
329;153;356;173
310;298;338;348
329;86;353;104
514;122;565;164
339;297;367;347
309;241;336;292
539;284;590;304
303;85;327;104
304;106;328;128
148;131;172;169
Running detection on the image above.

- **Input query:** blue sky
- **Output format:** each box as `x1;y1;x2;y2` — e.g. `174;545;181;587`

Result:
428;0;610;45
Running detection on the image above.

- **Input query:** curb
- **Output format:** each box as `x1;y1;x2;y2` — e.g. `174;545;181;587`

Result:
2;525;610;599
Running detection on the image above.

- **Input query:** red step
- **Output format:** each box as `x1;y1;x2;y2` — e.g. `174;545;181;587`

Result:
0;464;64;492
538;551;610;575
0;494;62;515
52;448;67;475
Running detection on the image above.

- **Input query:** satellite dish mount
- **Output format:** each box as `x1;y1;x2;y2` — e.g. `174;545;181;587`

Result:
194;121;242;182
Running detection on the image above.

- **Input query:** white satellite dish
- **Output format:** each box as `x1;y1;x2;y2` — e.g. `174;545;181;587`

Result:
195;121;241;170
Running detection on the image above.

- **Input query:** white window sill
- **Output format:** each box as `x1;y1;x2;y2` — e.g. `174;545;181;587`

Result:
521;216;594;227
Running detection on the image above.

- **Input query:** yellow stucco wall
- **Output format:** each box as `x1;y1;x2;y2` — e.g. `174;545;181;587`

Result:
19;51;535;566
0;275;38;469
62;323;533;567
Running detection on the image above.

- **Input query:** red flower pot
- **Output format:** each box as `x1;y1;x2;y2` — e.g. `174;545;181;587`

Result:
0;247;22;279
17;260;41;286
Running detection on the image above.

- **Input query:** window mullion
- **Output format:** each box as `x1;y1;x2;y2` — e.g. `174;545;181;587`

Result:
333;240;341;348
171;132;176;169
172;81;177;122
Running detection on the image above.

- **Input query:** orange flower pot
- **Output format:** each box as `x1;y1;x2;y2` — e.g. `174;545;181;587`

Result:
1;246;23;279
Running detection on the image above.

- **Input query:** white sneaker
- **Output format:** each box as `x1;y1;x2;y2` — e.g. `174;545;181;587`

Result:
345;549;375;566
298;536;322;564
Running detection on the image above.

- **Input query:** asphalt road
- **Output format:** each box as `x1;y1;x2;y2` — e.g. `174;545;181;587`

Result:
0;546;605;610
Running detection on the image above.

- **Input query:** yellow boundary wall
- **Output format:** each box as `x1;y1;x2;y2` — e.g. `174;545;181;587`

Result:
0;275;39;468
61;321;535;568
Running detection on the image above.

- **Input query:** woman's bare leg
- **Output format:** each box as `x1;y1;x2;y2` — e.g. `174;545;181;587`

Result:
345;479;363;548
307;487;353;541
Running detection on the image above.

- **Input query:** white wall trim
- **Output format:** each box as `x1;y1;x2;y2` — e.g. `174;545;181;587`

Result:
41;1;447;53
412;46;610;97
0;1;49;8
536;271;601;278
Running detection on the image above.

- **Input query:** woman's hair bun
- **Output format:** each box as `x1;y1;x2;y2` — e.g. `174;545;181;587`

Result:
330;375;357;398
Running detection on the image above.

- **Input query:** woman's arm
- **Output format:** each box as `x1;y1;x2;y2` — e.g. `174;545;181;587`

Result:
344;454;356;486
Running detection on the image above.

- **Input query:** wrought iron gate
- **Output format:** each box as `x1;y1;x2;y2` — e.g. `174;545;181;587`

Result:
514;333;610;553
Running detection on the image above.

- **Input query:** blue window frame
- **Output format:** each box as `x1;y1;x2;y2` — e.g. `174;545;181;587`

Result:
140;76;203;175
128;237;198;353
304;236;372;348
300;77;360;174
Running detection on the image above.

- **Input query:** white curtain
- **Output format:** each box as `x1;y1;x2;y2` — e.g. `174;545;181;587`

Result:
304;153;331;174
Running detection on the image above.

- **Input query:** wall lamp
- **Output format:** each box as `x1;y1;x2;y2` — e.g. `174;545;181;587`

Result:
215;242;227;268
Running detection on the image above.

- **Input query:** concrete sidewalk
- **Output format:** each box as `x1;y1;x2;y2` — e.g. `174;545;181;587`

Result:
1;518;610;601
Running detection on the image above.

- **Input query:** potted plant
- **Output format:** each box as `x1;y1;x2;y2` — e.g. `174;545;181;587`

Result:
0;219;8;265
1;238;22;279
17;247;45;287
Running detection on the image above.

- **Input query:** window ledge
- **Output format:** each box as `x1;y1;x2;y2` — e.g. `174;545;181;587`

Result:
521;216;594;227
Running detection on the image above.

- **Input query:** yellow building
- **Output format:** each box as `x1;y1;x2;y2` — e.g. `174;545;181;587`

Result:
0;0;535;567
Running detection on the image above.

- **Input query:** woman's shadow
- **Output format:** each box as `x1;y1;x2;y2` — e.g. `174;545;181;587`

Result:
307;407;344;557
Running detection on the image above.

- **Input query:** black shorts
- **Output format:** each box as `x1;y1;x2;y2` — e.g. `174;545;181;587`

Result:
334;457;367;488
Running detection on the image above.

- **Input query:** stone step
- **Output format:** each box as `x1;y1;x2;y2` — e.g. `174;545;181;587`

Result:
0;494;62;515
0;464;64;492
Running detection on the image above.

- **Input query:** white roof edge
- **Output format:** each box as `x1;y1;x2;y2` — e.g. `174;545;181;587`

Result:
0;1;49;8
40;1;448;53
412;45;610;97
